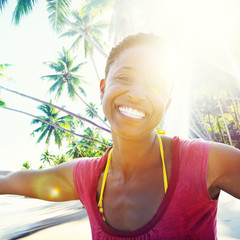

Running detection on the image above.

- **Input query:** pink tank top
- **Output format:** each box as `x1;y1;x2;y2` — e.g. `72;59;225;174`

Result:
73;137;218;240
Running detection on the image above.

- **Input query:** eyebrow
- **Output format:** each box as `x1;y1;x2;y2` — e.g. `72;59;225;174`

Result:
115;66;135;72
114;66;165;79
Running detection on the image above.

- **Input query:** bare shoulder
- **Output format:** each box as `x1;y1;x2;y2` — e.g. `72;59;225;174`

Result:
49;159;79;185
207;141;240;199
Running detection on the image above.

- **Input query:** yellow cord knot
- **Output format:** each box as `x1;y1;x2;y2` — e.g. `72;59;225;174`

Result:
156;129;165;135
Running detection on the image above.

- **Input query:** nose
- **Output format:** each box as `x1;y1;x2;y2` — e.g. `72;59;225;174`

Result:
127;83;147;102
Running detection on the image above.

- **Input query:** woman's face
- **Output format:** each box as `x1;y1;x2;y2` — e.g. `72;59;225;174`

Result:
101;45;172;139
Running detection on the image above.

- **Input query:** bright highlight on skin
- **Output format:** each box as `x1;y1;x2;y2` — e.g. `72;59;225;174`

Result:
151;87;159;93
50;187;60;198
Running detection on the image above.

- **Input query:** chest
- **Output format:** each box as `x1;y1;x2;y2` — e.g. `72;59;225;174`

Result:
97;169;167;231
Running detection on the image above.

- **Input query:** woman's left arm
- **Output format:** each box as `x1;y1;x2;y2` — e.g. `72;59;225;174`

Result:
207;142;240;199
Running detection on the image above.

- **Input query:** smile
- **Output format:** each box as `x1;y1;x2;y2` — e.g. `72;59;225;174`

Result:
118;106;145;119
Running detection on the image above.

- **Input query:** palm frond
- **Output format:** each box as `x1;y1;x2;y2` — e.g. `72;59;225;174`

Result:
79;86;86;97
0;98;6;107
43;61;59;72
92;21;108;28
49;79;63;93
45;127;53;145
55;81;64;99
0;0;8;11
46;0;71;33
67;83;75;99
0;64;13;70
31;118;45;125
53;129;62;147
70;62;86;73
59;29;78;38
12;0;38;25
69;35;83;52
37;127;49;144
41;74;60;80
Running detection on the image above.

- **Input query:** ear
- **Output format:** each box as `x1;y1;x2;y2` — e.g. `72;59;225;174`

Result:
100;79;105;100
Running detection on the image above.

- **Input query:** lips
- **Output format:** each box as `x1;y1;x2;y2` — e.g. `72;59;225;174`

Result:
118;106;146;119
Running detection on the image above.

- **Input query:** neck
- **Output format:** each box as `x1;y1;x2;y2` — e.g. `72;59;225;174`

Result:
110;131;160;181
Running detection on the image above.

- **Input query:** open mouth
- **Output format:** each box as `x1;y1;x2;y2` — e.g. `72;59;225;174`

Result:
118;106;146;119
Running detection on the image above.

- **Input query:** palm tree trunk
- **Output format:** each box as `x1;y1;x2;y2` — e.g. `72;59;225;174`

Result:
74;90;110;129
66;137;105;153
217;97;233;146
0;85;111;133
64;18;108;58
0;105;111;147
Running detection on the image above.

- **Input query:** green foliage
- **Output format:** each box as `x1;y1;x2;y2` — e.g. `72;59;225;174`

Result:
66;140;84;159
42;48;86;100
0;98;6;107
0;0;8;11
47;0;71;33
21;161;31;170
12;0;38;24
60;9;107;57
190;62;240;149
53;154;68;165
85;102;98;118
40;149;55;166
31;102;74;147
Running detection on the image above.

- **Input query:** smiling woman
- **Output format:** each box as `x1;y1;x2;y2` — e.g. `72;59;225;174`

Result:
1;32;240;240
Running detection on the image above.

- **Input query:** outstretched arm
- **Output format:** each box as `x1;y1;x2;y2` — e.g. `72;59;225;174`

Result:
0;160;79;201
207;142;240;200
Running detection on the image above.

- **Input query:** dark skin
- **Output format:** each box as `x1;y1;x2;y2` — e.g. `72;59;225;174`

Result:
97;135;173;231
1;44;240;233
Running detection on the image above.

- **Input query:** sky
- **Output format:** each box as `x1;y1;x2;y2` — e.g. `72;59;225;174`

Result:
1;0;240;171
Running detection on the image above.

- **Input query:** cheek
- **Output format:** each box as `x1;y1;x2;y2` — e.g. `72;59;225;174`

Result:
101;85;123;118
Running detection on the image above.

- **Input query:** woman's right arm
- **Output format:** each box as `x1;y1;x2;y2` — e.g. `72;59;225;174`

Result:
0;160;79;201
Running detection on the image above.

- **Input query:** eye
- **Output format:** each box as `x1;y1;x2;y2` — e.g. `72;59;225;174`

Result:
115;75;131;82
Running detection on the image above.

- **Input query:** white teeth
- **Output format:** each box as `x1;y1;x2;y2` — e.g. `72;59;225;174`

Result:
118;106;145;119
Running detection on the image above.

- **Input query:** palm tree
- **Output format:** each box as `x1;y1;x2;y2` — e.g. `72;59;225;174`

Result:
85;102;98;118
60;9;108;80
42;47;86;100
1;0;108;57
66;141;84;159
0;0;71;27
40;149;55;166
0;85;111;133
78;127;104;157
53;154;68;165
31;102;73;147
41;48;109;129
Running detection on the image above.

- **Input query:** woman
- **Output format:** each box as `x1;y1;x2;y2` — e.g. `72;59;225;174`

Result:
1;33;240;239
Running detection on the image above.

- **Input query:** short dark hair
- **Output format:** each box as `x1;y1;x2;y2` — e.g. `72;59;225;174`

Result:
105;33;168;79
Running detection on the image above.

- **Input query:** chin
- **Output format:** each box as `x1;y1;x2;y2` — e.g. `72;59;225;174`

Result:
111;126;154;140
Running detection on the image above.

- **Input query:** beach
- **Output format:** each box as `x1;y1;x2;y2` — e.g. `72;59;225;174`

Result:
0;192;240;240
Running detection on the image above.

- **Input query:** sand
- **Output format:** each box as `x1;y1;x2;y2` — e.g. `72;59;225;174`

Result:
1;191;240;240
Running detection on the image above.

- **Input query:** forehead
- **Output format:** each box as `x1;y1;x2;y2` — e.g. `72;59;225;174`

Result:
108;45;173;78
